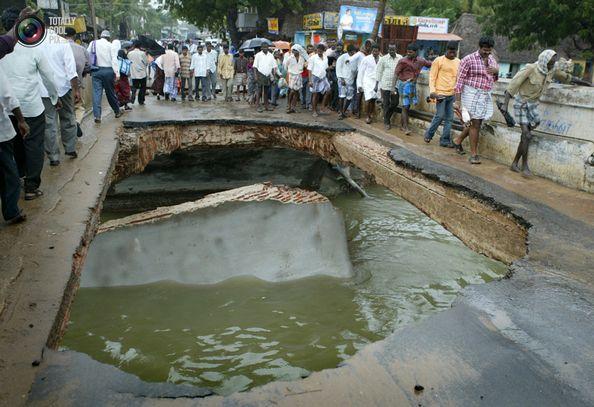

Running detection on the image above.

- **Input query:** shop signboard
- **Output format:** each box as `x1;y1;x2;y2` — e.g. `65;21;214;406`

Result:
338;5;378;34
303;13;323;30
410;16;449;34
323;11;339;30
267;17;279;34
384;15;410;26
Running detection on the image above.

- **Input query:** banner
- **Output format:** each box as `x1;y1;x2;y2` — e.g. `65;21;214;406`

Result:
338;5;378;34
323;12;339;30
267;18;279;34
303;13;323;30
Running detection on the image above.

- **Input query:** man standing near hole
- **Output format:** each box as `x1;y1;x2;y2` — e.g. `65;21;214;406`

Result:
424;41;460;147
375;43;402;130
308;43;331;118
253;43;277;112
500;49;591;176
336;44;357;119
453;36;499;164
357;43;380;124
394;43;432;134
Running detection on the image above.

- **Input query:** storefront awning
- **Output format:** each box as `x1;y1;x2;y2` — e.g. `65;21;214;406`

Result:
416;33;463;41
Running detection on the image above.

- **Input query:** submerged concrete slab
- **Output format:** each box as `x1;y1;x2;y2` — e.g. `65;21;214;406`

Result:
84;184;353;287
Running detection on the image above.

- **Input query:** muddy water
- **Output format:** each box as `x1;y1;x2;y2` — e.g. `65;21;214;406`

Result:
62;185;506;394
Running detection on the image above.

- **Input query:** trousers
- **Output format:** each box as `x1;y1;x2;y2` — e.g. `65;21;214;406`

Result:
43;90;77;161
0;138;21;220
131;77;147;104
381;90;399;125
11;113;45;192
425;95;455;145
91;67;120;119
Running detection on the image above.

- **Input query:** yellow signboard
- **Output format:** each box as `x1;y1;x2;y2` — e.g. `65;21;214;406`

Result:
384;15;410;25
303;13;323;30
267;18;279;34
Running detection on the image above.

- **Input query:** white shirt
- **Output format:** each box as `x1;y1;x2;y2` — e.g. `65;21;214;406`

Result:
188;43;197;54
307;54;328;79
205;50;218;72
0;66;20;142
253;51;277;77
284;54;305;75
127;49;148;79
190;53;209;77
161;49;180;77
87;38;119;74
336;53;355;83
357;54;379;90
0;44;58;118
376;53;402;91
38;30;77;98
350;51;365;72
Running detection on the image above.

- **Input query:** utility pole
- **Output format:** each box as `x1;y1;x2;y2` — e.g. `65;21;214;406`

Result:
87;0;97;39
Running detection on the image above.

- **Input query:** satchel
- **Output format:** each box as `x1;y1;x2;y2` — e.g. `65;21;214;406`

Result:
89;40;99;71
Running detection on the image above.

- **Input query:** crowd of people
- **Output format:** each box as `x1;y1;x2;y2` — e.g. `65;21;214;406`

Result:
0;5;590;226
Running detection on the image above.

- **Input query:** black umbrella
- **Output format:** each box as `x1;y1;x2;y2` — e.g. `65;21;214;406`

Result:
138;35;165;57
239;38;272;50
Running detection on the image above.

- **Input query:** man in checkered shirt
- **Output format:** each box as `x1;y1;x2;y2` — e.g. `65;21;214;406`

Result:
452;36;499;164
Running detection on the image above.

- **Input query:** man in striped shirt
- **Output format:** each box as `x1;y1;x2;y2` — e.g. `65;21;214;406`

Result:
453;36;499;164
179;46;194;101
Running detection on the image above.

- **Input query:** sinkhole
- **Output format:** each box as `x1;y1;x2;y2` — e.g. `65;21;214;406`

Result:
61;145;508;396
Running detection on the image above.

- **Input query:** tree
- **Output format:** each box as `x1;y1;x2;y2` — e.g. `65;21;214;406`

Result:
371;0;387;41
163;0;309;46
389;0;469;22
479;0;593;57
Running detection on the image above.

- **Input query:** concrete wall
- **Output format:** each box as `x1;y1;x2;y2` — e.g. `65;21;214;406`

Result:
82;185;353;287
411;74;594;193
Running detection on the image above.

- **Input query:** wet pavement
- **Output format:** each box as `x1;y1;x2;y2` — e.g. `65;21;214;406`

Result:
1;97;593;406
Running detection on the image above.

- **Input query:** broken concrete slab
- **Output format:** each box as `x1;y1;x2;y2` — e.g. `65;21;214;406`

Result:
28;349;212;406
83;184;353;287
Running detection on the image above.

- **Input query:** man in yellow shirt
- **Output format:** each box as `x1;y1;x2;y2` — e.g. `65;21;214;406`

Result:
424;42;460;147
217;45;235;102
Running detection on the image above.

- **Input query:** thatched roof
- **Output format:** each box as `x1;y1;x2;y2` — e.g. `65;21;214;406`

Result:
450;13;540;63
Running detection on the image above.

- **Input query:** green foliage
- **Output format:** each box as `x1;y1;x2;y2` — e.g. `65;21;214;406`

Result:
389;0;474;22
164;0;308;34
70;0;176;38
479;0;593;54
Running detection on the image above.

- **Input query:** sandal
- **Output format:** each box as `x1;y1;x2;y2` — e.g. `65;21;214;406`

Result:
424;136;431;143
25;189;44;200
469;155;482;164
6;212;27;225
452;141;465;155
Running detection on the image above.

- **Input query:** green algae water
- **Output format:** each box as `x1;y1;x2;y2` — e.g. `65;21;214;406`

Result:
62;185;506;394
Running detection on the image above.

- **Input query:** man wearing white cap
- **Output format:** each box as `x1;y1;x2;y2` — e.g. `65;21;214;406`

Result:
87;30;122;124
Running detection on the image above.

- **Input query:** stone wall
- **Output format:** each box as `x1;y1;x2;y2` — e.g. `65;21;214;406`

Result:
409;74;594;193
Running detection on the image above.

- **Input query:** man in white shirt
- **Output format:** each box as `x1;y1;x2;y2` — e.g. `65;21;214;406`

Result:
190;44;211;101
357;43;381;124
350;40;372;118
283;45;305;113
376;43;402;129
162;43;180;101
87;30;122;124
336;44;356;119
38;29;81;165
0;13;59;199
253;43;277;112
308;44;330;118
0;65;29;224
127;41;148;105
205;42;218;100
